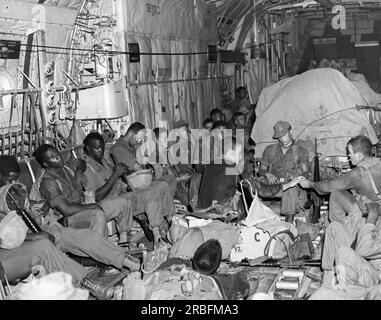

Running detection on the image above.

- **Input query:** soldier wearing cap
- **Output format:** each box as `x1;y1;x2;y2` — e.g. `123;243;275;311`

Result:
259;120;309;221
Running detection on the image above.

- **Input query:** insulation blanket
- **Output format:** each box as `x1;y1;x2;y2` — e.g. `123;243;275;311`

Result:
124;0;217;41
251;68;378;159
122;1;219;129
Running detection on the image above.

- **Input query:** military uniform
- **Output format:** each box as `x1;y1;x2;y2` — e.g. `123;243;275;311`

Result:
260;121;309;216
261;141;309;215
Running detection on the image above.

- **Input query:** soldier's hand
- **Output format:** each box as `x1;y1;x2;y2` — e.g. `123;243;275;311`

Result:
114;163;127;177
286;176;305;189
76;159;87;173
299;178;312;189
264;172;279;184
176;174;191;182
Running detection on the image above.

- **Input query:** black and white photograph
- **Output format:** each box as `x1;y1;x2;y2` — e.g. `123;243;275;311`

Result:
1;0;381;309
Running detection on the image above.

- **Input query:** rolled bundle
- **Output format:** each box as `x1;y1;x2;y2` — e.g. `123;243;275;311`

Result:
275;281;299;291
282;270;304;283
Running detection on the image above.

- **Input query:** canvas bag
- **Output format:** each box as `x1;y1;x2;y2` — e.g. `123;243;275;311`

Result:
142;265;224;300
168;216;238;260
167;214;213;244
230;180;299;262
230;180;280;262
230;225;273;262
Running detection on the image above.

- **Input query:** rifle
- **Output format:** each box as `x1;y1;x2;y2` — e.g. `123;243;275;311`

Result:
229;258;322;269
310;138;321;224
5;187;42;233
256;259;321;268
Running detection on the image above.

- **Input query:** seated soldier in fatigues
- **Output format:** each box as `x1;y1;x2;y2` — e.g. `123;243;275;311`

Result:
298;136;381;290
197;137;303;219
0;155;140;300
259;121;309;222
82;132;136;245
32;144;133;241
111;122;175;248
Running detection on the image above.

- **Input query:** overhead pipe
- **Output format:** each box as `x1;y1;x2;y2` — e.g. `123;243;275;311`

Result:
0;75;233;97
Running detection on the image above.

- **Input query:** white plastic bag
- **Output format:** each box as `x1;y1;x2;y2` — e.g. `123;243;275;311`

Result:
13;272;89;300
241;180;280;227
0;211;28;250
243;190;280;227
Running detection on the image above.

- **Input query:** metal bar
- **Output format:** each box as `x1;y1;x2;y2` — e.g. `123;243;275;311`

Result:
30;93;41;148
127;75;233;86
15;130;19;157
23;32;34;91
0;84;99;96
20;93;28;158
28;94;34;156
23;127;45;134
7;132;12;155
7;94;16;155
0;141;20;151
273;33;285;78
265;15;271;85
276;32;281;79
17;67;37;89
18;139;54;147
274;22;279;82
63;71;79;86
37;92;47;144
36;30;43;90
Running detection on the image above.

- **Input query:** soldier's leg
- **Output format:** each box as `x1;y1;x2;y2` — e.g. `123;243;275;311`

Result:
280;186;298;221
329;190;357;225
355;223;381;259
322;222;355;271
66;207;108;238
98;196;134;243
51;225;140;272
336;247;380;289
0;239;88;286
